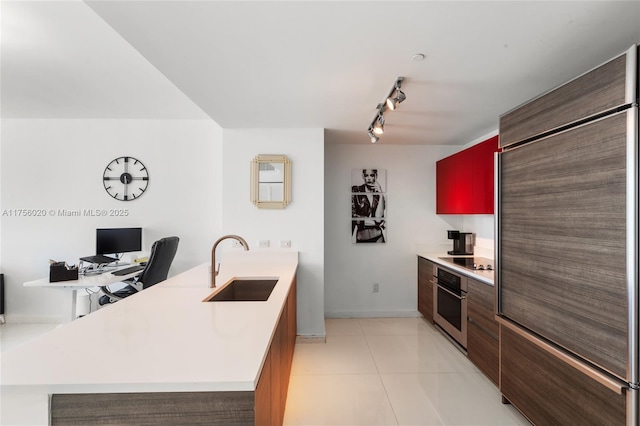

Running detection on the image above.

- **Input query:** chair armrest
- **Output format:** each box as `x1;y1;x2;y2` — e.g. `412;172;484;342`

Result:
100;285;126;302
124;277;143;292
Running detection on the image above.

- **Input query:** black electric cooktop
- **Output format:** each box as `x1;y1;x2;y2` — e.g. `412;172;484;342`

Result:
438;256;494;271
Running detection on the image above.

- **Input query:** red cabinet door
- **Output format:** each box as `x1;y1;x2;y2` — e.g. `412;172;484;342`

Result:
470;135;499;213
436;148;473;213
436;135;499;214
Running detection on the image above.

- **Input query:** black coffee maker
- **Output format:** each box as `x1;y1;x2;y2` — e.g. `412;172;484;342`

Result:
447;230;474;255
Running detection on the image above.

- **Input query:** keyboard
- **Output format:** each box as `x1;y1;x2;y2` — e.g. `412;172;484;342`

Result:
112;265;145;276
80;254;117;264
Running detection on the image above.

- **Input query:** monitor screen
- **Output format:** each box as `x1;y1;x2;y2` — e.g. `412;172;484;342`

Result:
96;228;142;255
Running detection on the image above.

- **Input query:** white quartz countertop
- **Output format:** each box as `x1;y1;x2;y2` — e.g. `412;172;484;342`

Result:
417;251;494;286
1;251;298;395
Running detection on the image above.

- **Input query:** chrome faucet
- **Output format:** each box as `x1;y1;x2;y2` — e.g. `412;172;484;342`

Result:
211;235;249;288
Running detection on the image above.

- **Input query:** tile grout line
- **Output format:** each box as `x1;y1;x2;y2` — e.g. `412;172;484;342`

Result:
358;318;454;426
358;318;401;426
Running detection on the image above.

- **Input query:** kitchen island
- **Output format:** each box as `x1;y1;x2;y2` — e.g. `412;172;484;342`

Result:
1;251;298;425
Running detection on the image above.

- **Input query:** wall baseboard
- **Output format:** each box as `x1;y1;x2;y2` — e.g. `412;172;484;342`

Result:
296;335;326;344
324;310;421;319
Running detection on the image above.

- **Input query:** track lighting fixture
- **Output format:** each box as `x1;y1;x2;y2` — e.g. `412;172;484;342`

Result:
366;77;405;143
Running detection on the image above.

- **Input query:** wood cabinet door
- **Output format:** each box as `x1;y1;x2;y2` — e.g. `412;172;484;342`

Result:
501;326;626;426
255;350;272;426
467;278;499;385
417;257;434;322
466;278;498;337
270;313;286;426
467;321;499;385
499;111;629;379
286;277;297;367
499;50;628;148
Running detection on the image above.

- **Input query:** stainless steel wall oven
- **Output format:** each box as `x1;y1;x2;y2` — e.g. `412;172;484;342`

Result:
434;266;468;348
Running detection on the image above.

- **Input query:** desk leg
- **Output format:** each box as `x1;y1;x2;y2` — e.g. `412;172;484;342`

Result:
67;289;78;322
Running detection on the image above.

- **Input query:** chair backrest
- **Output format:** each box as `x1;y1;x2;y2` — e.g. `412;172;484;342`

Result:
138;236;179;289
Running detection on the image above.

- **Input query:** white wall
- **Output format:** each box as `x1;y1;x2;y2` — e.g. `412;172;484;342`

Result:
325;143;464;317
222;128;325;338
0;117;495;328
324;131;499;318
0;118;222;322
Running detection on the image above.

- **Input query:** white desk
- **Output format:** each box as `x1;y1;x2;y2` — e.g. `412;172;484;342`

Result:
23;266;143;322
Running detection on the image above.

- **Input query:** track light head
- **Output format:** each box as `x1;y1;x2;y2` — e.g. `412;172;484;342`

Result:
372;114;385;135
386;84;406;111
386;96;397;111
367;129;380;143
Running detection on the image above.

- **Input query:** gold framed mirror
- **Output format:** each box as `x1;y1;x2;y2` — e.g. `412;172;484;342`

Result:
250;155;291;209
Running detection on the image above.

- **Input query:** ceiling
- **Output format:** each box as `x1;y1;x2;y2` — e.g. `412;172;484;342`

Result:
2;1;639;145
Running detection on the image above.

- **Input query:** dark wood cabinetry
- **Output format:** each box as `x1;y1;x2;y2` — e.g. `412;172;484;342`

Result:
436;135;499;214
256;276;297;425
501;326;626;426
417;256;435;322
497;46;637;424
418;258;499;385
466;278;499;385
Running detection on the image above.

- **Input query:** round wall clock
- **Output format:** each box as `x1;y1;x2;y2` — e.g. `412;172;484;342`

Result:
102;156;149;201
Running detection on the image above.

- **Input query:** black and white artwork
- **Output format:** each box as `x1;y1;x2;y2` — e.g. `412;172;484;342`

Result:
351;168;387;243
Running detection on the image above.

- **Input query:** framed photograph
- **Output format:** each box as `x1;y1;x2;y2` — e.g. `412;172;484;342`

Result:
350;169;386;194
351;168;387;243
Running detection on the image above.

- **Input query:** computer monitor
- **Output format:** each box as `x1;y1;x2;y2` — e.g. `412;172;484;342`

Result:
96;228;142;255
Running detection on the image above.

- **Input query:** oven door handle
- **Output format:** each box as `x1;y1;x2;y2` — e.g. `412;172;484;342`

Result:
437;283;466;300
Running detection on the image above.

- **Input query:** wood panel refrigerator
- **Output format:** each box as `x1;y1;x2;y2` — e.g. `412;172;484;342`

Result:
496;45;639;425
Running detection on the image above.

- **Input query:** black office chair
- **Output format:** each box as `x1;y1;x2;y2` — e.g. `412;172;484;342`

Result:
99;236;179;305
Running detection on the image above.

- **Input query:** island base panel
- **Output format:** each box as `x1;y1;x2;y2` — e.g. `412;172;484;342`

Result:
50;391;255;425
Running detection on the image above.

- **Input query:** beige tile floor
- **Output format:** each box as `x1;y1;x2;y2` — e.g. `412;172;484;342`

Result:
284;318;530;425
0;318;529;425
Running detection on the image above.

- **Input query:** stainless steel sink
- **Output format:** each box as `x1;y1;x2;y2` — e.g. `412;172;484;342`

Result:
204;277;279;302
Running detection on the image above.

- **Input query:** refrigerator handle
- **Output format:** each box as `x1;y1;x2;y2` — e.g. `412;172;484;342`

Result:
494;151;502;316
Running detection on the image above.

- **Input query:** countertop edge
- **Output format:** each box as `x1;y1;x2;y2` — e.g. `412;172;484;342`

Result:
417;253;494;286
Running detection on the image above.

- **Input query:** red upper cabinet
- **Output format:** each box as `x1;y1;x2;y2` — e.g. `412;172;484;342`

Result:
436;135;500;214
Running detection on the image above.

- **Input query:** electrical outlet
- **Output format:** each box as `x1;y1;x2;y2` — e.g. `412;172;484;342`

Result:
258;240;270;248
280;240;291;248
373;283;379;293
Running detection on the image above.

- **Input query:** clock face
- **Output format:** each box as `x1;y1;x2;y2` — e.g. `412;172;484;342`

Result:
103;157;149;201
